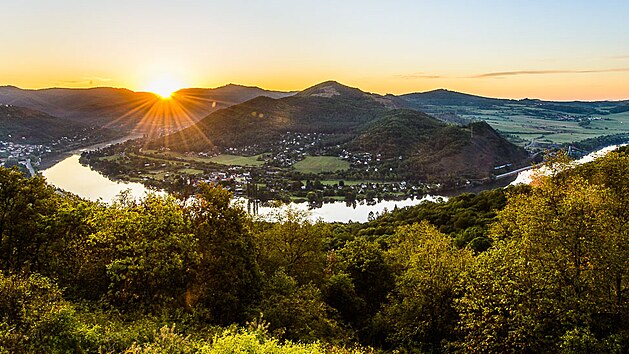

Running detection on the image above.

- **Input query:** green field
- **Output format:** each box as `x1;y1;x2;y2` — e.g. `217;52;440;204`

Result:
208;154;265;166
140;150;265;166
419;103;629;146
302;179;386;186
293;156;350;174
179;168;204;175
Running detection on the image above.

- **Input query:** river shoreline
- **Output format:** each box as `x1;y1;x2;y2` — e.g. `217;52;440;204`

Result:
38;133;144;170
41;139;625;222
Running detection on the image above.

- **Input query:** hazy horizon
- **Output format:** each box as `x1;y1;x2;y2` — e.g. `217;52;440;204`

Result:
3;80;628;103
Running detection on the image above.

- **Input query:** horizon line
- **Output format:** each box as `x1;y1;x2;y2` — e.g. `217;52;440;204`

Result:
1;82;628;103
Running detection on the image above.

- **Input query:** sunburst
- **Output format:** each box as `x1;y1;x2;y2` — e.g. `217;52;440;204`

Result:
144;77;183;99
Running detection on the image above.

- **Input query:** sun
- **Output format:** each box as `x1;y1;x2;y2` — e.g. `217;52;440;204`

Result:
144;77;184;99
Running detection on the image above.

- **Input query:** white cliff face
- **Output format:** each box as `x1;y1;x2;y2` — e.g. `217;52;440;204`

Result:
511;144;627;186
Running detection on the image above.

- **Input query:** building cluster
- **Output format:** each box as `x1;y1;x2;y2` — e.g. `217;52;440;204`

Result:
0;140;49;166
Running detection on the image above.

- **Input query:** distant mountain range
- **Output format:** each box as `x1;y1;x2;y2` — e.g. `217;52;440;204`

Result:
0;104;116;144
152;81;529;180
2;82;627;135
0;84;294;134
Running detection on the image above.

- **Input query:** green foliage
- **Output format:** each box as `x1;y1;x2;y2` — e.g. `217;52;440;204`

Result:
329;238;393;336
2;147;629;352
456;150;629;352
87;194;199;309
358;187;524;252
254;208;328;285
257;270;346;343
382;222;472;352
125;324;202;354
0;273;77;353
187;183;261;324
0;167;59;272
197;324;364;354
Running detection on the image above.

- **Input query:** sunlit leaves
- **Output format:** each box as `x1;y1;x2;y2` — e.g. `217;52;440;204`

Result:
383;221;472;351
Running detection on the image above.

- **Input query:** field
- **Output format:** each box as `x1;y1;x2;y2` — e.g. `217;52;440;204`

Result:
138;150;265;166
179;168;204;175
420;103;629;146
302;180;389;186
293;156;350;174
208;154;265;166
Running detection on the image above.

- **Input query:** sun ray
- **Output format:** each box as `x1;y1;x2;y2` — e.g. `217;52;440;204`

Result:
95;85;223;155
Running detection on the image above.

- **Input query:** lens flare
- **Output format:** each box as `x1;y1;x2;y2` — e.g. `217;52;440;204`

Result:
144;77;183;99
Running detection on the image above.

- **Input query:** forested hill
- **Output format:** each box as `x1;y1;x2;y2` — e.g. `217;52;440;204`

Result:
151;81;399;150
0;146;627;352
0;104;117;144
151;82;529;180
401;88;509;107
350;110;529;179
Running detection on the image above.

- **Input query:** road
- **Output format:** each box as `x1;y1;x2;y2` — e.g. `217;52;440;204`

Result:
20;158;36;177
494;165;534;179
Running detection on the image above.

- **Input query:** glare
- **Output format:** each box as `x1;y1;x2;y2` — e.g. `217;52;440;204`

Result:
144;77;183;99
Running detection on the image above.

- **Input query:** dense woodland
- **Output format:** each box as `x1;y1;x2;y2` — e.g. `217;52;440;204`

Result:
0;147;627;353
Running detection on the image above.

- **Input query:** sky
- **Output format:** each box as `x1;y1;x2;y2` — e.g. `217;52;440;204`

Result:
1;0;628;100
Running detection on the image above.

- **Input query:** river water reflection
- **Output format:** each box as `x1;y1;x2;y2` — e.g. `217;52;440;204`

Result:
41;144;624;222
41;155;155;203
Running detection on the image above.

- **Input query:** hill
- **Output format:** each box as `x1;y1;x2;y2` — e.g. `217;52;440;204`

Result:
2;83;626;148
151;82;529;180
153;81;399;150
0;85;294;134
0;104;116;145
401;89;508;107
351;110;529;180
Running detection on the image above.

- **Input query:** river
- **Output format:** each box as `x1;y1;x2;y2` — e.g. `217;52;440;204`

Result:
41;154;155;202
41;144;625;223
41;153;448;222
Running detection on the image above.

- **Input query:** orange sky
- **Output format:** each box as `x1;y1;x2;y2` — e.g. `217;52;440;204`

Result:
1;1;628;101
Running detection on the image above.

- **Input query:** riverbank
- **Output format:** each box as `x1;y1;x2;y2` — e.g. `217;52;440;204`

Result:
38;133;144;170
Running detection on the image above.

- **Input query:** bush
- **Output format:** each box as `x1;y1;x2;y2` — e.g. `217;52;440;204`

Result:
0;273;77;353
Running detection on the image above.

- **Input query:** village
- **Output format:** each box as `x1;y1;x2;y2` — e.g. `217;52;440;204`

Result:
81;133;453;206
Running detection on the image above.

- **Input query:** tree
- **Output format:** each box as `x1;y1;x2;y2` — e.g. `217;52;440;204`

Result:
0;167;58;272
186;183;261;324
328;237;394;346
457;152;629;352
84;193;199;309
0;273;77;352
254;207;328;285
382;221;472;352
256;270;345;342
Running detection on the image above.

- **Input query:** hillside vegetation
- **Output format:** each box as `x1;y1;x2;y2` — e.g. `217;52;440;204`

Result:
351;110;528;179
0;104;118;145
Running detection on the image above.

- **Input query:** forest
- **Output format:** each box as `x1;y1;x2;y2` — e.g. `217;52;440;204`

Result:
0;147;627;353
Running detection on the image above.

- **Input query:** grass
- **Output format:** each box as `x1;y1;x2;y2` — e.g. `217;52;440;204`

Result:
292;156;350;174
137;150;265;166
179;168;204;175
208;154;265;166
98;155;121;161
302;179;389;186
